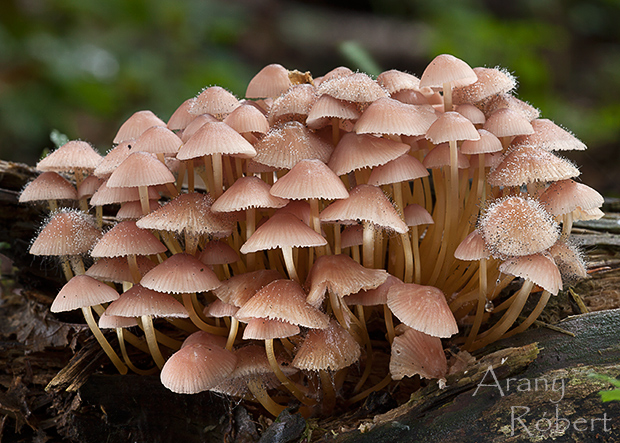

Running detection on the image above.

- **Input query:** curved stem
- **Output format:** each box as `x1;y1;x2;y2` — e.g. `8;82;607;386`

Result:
281;246;299;283
115;328;157;375
348;374;392;405
81;306;127;374
464;258;487;348
141;315;166;369
225;317;239;351
181;293;228;336
265;339;315;405
247;378;287;417
502;290;552;339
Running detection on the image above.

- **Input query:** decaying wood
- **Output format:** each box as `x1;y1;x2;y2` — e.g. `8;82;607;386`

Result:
2;160;620;443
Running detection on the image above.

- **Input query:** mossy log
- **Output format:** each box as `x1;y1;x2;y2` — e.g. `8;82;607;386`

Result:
2;160;620;442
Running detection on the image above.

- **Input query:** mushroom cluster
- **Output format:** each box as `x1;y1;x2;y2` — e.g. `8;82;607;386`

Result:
22;54;602;417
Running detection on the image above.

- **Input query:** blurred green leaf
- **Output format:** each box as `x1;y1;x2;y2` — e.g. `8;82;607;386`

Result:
50;129;69;148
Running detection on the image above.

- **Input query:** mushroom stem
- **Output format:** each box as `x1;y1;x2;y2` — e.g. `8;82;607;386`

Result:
281;246;300;283
502;290;552;339
181;293;228;336
464;257;487;348
81;306;128;374
225;317;239;351
411;226;421;284
265;339;315;405
141;315;166;369
61;257;73;282
115;328;157;375
247;377;287;418
319;370;336;415
362;222;374;269
212;153;224;199
470;280;535;351
138;186;151;216
348;373;392;405
127;254;142;284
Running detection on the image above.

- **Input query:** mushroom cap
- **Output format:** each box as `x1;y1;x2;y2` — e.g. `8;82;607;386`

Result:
223;103;270;135
345;274;403;306
140;253;221;294
198;240;239;265
538;179;604;216
499;253;563;295
115;200;160;220
180;114;220;143
479;196;559;258
167;98;196;131
460;129;502;155
240;212;327;254
85;256;157;284
160;343;237;394
98;312;139;329
235;279;329;329
94;142;132;179
242;318;300;340
419;54;477;88
253;121;333;170
487;145;580;187
549;240;588;283
132;126;182;156
136;192;234;237
319;184;408;233
425;111;480;144
107;151;175;188
306;94;360;129
390;327;447;381
454;230;491;261
90;179;160;206
483;107;535;138
511;118;587;152
30;209;101;256
113;110;166;144
452;67;516;105
212;269;282;306
177;121;257;160
19;172;77;203
77;175;104;200
268;84;318;125
376;69;421;94
190;86;239;117
246;63;292;99
90;220;167;258
455;103;486;125
403;204;434;227
211;176;288;212
327;132;411;176
105;284;189;318
367;154;429;186
51;275;119;312
354;98;437;136
292;320;361;371
36;140;103;173
270;159;349;201
305;254;389;307
317;72;388;103
387;283;458;338
422;143;470;169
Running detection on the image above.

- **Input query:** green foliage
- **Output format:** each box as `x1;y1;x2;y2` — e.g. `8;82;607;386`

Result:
589;373;620;402
50;129;69;148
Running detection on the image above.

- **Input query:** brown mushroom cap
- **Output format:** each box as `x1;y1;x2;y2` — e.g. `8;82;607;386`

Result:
246;64;292;99
317;72;388;103
235;279;329;329
377;69;421;94
211;176;288;213
19;172;78;203
487;145;580;187
270;159;349;201
106;151;175;189
390;326;447;380
36;140;103;173
190;86;240;118
327;132;411;176
499;253;563;295
132;126;182;156
90;220;167;258
511;118;587;152
240;212;327;254
140;253;221;294
305;254;389;307
30;209;101;256
419;54;477;89
354;98;437;136
253;121;333;169
452;67;516;105
387;283;458;338
454;230;491;261
292;319;361;371
51;275;119;312
177;121;257;161
479;196;559;258
105;284;189;318
167;98;196;131
136;192;234;237
425;111;480;144
113;110;166;144
538;179;604;216
368;154;429;186
160;342;237;394
483;107;535;138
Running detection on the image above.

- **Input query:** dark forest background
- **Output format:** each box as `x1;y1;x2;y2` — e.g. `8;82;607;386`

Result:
1;0;619;195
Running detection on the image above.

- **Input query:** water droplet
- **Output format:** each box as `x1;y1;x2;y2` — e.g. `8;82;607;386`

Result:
484;299;494;313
